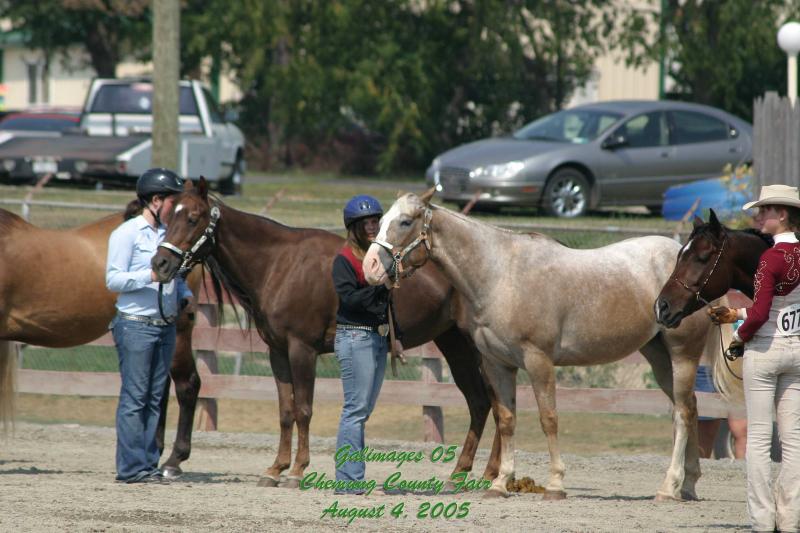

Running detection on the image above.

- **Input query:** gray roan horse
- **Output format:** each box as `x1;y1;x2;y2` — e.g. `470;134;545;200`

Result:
363;191;736;501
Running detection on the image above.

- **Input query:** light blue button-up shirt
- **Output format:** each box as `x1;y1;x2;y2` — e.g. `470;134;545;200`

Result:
106;215;192;318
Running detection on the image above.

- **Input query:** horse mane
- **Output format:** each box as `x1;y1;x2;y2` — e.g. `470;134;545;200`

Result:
197;193;286;332
0;208;29;233
688;222;774;248
742;228;774;247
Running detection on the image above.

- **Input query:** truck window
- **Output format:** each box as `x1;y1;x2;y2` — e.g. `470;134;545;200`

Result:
202;88;223;124
90;84;199;116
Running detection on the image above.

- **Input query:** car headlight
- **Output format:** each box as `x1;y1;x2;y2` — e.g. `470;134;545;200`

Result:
470;161;524;180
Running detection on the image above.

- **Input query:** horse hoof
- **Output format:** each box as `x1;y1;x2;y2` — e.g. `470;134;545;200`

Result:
280;477;301;489
442;480;458;494
160;465;183;479
680;490;699;501
542;490;567;501
482;489;508;499
654;492;682;502
257;475;280;488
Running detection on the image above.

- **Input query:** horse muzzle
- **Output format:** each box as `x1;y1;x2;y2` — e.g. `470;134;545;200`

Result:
654;297;685;329
151;249;182;283
363;243;394;286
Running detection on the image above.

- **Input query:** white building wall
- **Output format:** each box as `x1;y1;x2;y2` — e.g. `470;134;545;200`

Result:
1;43;241;111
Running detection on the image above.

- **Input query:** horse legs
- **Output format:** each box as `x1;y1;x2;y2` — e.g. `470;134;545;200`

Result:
640;334;675;402
258;349;294;487
480;357;517;498
643;335;701;501
0;340;16;432
483;385;502;481
158;322;201;478
282;341;317;489
526;353;566;499
433;327;493;477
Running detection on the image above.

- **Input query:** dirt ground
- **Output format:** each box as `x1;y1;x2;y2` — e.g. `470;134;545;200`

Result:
1;422;750;532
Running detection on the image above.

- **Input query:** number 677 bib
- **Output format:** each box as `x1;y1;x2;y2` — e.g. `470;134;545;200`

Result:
777;303;800;335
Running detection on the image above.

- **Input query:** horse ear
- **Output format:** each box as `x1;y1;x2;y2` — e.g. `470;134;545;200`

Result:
418;186;436;205
708;209;722;234
197;176;208;200
183;178;194;191
396;190;405;199
692;215;705;229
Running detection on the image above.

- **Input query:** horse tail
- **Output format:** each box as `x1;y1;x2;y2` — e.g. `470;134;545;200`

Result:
709;295;744;404
0;340;16;433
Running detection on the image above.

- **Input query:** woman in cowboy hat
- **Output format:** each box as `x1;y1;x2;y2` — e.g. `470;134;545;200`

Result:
710;184;800;532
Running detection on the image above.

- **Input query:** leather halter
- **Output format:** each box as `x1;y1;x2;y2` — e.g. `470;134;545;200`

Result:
373;208;433;288
671;235;727;307
158;204;221;278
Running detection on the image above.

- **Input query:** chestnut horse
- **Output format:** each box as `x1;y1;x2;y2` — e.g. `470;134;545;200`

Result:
363;191;736;501
150;179;497;488
0;204;204;477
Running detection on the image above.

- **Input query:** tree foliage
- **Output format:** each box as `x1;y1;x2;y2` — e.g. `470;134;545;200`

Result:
0;0;149;77
620;0;800;121
190;0;621;173
9;0;798;173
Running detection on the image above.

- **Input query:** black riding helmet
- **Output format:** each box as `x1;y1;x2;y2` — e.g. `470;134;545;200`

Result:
136;167;185;202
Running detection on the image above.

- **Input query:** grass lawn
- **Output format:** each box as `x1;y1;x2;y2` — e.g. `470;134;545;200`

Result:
0;171;681;247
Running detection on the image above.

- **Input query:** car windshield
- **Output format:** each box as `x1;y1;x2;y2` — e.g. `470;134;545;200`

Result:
89;83;199;115
513;109;623;144
0;116;78;131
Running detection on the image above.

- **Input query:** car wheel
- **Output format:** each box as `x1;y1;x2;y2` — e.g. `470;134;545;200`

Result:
542;168;590;218
219;154;244;196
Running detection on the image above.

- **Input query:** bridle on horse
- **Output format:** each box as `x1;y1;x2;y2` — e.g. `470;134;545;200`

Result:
158;204;221;278
671;235;727;308
670;234;742;377
373;208;433;289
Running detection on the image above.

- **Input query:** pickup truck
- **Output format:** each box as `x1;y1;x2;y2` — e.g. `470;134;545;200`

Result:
0;78;246;194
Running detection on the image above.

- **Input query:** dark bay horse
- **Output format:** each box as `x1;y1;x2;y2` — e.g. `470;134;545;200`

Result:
363;191;736;501
150;179;496;487
653;210;771;398
655;209;772;328
0;204;204;477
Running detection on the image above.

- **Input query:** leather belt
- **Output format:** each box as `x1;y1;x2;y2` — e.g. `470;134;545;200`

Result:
119;312;175;327
337;323;390;336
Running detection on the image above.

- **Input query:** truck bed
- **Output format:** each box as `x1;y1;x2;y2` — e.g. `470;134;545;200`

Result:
0;134;146;161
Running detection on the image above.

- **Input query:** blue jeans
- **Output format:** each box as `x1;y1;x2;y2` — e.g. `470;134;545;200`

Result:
334;327;387;486
111;315;176;481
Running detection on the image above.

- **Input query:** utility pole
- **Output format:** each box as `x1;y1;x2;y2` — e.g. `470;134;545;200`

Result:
152;0;180;170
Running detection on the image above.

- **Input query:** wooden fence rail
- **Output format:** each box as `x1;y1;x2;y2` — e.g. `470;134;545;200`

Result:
16;324;734;442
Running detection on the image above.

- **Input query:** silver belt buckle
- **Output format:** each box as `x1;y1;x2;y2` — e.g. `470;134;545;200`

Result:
377;324;389;336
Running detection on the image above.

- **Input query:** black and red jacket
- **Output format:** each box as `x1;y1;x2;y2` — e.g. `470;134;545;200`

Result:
332;245;398;333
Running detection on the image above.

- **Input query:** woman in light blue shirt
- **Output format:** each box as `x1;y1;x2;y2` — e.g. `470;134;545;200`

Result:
106;168;193;484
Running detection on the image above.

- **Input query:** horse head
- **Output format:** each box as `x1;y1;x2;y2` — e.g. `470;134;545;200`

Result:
654;209;733;328
151;177;219;282
363;188;436;286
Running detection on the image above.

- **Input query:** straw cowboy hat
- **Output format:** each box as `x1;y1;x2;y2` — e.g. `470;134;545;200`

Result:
743;184;800;210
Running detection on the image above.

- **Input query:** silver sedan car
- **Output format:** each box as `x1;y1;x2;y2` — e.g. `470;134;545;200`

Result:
426;100;753;217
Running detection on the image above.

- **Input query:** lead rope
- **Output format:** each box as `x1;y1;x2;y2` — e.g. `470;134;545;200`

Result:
387;295;400;377
157;282;175;325
716;319;742;381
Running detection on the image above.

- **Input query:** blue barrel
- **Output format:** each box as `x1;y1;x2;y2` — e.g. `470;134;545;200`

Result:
661;176;752;221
